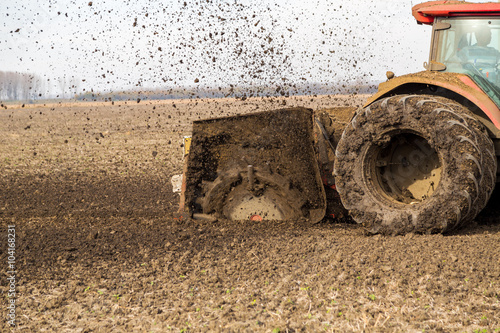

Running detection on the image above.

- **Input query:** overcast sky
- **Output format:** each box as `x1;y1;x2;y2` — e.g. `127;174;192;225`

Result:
0;0;450;96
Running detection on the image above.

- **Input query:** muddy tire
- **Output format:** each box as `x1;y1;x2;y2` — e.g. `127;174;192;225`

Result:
200;167;324;221
334;95;497;235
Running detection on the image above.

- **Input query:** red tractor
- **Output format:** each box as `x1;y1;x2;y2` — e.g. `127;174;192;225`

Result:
334;1;500;234
180;1;500;235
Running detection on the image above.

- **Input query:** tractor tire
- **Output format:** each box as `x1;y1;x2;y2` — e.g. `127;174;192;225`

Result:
334;95;497;235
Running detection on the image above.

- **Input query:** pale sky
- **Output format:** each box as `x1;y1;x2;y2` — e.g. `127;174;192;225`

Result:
0;0;447;97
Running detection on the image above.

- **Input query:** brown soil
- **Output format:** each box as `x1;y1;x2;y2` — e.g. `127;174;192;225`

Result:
1;95;499;332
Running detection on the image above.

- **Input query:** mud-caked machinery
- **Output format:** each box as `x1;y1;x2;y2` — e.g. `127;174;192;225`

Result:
178;1;500;235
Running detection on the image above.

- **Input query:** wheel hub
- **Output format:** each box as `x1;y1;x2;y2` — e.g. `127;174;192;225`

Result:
370;133;442;204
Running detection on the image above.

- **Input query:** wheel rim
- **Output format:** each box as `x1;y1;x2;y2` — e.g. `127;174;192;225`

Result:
223;188;288;220
366;132;442;204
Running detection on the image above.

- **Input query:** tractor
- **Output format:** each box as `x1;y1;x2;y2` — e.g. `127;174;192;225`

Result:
177;1;500;235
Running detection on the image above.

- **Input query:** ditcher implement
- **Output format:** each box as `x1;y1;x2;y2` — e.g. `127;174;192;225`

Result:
177;1;500;235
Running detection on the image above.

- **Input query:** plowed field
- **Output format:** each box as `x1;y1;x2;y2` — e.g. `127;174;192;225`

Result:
1;95;499;332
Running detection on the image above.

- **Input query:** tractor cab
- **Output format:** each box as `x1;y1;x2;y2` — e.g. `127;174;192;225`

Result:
434;18;500;84
413;1;500;107
433;17;500;105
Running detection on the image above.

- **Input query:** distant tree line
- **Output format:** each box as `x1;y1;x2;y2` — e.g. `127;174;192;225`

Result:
0;71;46;101
1;71;377;102
76;81;378;102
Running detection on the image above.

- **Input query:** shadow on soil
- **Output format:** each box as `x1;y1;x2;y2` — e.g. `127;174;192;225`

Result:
1;173;498;283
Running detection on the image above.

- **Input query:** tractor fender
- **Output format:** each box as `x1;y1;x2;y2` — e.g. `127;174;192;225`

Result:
364;71;500;133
